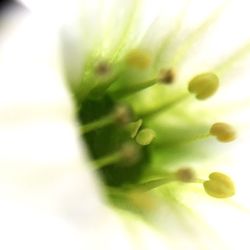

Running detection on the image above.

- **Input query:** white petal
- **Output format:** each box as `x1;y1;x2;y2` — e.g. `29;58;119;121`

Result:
0;7;154;250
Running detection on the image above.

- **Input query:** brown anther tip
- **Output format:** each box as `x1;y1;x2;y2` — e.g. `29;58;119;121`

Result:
95;61;111;76
176;168;195;182
114;105;133;125
159;69;175;84
120;143;141;166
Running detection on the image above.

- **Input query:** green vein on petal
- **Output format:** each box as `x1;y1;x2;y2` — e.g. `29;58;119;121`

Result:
153;0;192;68
170;2;228;68
111;0;142;62
214;41;250;76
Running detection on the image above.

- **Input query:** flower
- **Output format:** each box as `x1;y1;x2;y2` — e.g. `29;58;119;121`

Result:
1;0;250;249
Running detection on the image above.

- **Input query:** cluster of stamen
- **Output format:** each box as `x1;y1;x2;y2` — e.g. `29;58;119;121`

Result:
77;47;237;212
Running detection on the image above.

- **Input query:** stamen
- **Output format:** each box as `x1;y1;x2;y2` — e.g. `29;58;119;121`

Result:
125;49;151;69
137;73;218;119
93;143;141;169
132;169;235;198
137;175;176;191
179;123;236;144
89;76;118;99
139;93;189;119
90;62;121;99
110;78;158;99
188;72;219;100
155;133;210;150
80;114;114;134
203;172;235;198
137;168;197;191
81;105;132;134
94;151;122;169
110;68;176;99
126;119;143;138
136;128;156;146
156;122;236;149
209;122;236;142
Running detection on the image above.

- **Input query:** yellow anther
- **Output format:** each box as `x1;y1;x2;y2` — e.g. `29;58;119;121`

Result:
203;172;235;198
159;69;175;84
210;122;236;142
126;49;151;69
188;72;219;100
175;168;195;182
136;128;156;146
128;190;156;211
126;119;143;138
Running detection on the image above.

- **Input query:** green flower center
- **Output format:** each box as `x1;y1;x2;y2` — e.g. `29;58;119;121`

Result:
63;2;246;213
72;49;235;206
